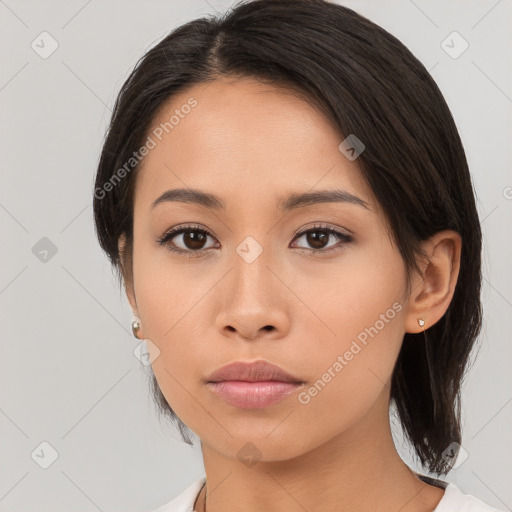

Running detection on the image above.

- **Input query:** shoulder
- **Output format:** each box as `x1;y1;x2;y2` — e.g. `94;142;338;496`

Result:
149;476;206;512
435;482;506;512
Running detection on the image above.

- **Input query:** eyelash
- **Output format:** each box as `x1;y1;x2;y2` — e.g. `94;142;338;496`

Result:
156;223;353;258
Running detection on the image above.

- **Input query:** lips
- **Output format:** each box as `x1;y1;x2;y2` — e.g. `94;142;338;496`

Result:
205;360;305;409
206;360;303;384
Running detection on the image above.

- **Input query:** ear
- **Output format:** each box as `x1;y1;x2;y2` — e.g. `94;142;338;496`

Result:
118;233;145;339
404;230;461;333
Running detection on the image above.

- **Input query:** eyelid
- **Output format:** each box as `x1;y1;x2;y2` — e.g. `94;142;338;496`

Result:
292;222;353;239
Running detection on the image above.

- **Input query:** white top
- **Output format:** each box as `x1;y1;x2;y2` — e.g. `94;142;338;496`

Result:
150;475;505;512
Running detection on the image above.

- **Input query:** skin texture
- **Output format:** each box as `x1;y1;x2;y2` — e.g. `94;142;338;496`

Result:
119;76;461;512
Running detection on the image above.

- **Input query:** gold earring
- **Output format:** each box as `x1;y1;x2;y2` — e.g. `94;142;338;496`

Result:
418;318;425;328
132;319;141;339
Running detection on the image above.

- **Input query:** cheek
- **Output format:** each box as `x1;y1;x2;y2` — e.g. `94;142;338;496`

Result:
131;248;212;411
286;322;405;451
134;266;204;370
294;246;407;419
297;307;405;419
132;237;199;340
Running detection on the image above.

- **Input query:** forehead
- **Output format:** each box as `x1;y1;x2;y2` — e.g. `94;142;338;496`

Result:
133;76;375;214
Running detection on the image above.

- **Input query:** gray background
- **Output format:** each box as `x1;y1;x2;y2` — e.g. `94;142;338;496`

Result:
1;0;511;511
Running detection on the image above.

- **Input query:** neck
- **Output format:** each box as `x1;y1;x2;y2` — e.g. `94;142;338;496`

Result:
195;393;445;512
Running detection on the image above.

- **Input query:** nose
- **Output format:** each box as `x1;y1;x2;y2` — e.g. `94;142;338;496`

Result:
215;257;291;342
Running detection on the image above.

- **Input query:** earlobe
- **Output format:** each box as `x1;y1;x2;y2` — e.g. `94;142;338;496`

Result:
404;230;461;334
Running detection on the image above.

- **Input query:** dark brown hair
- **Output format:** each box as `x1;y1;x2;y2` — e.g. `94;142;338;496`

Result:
93;0;482;475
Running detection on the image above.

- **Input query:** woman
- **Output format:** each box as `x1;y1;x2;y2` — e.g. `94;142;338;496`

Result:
93;0;503;510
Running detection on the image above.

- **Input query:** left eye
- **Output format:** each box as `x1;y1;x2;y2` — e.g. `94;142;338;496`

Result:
291;226;353;252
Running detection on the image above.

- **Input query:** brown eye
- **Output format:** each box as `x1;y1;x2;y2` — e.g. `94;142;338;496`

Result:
181;230;209;250
157;226;217;254
291;225;353;253
304;230;329;249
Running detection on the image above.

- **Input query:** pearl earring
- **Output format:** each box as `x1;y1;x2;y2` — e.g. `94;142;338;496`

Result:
418;318;425;328
132;319;141;339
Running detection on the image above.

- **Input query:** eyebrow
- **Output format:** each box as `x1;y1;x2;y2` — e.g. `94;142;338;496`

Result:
151;187;370;212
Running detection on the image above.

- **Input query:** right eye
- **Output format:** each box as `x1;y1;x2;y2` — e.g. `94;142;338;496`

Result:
157;224;219;256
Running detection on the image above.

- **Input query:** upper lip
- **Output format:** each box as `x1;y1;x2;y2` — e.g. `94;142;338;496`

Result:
206;360;303;383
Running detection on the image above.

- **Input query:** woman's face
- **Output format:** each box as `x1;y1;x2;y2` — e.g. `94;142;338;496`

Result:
125;76;413;461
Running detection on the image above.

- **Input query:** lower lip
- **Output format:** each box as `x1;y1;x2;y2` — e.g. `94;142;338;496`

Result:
207;380;303;409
